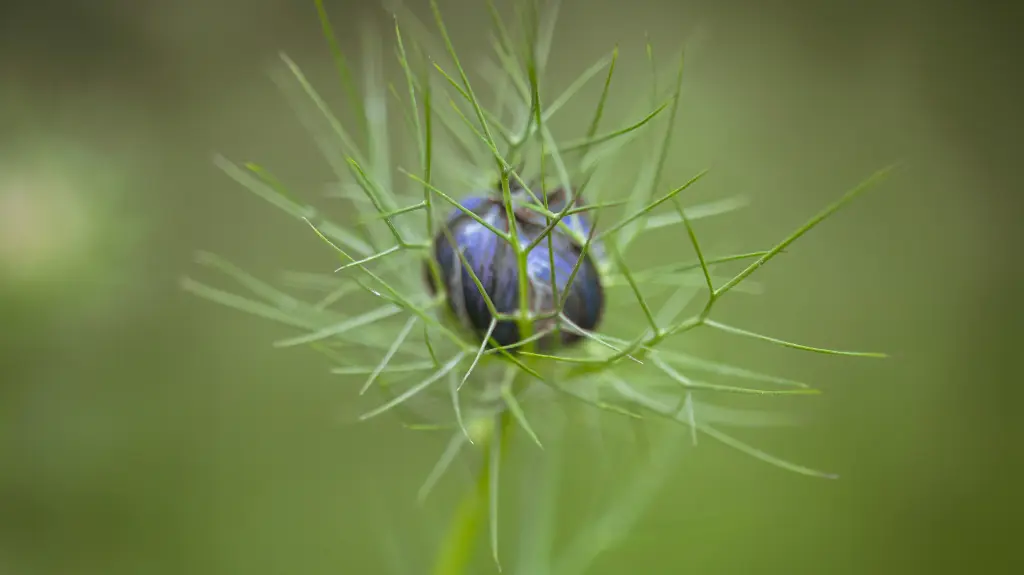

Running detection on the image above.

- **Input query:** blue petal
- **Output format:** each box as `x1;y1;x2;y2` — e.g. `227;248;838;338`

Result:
442;194;492;225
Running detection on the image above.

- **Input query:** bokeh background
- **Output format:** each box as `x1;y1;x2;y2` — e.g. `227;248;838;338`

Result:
2;0;1021;573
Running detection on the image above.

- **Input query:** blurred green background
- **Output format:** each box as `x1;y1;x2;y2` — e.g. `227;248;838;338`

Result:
2;0;1020;573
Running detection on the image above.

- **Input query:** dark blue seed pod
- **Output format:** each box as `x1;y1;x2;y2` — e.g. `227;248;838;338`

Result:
424;185;604;352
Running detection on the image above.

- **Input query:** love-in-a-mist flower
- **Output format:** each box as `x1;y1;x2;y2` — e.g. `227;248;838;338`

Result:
184;1;894;573
426;182;604;352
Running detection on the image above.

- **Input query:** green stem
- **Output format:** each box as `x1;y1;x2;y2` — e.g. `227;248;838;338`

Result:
432;413;512;575
431;465;488;575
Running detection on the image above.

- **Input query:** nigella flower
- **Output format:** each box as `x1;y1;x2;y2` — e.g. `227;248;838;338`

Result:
426;182;604;352
184;0;895;571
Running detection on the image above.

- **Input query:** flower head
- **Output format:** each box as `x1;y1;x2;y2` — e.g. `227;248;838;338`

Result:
184;0;894;569
426;182;604;352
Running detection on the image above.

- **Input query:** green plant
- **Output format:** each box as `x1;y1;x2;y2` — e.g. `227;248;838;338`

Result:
182;0;894;572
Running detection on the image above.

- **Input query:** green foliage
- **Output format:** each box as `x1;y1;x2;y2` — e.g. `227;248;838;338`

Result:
182;0;894;572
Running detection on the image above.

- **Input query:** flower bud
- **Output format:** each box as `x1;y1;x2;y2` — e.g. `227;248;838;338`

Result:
425;185;604;351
